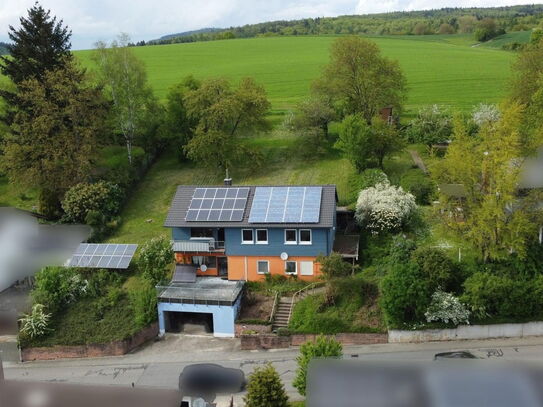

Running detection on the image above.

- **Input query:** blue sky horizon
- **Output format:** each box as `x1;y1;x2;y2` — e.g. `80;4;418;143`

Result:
0;0;536;50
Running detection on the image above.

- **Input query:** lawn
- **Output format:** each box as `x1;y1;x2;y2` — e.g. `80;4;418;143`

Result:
75;34;515;116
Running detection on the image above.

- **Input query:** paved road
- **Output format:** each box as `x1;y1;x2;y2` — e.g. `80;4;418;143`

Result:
6;335;543;402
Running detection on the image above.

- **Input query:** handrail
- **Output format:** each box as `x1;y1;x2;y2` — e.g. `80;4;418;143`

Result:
269;291;279;324
287;282;324;325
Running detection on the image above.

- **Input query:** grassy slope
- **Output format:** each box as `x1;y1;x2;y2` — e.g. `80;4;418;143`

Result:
76;35;514;115
480;30;532;49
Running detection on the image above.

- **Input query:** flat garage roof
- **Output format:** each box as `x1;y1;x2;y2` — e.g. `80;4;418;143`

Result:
157;277;244;306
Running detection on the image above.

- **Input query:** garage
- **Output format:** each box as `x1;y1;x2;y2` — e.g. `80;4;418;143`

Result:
164;311;214;334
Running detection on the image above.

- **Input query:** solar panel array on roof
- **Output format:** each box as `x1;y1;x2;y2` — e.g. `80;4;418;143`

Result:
248;186;322;223
185;187;249;222
68;243;137;269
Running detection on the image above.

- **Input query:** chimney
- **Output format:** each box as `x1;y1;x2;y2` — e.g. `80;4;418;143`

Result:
224;169;232;186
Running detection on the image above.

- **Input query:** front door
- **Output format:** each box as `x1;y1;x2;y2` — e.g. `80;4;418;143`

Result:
218;257;228;277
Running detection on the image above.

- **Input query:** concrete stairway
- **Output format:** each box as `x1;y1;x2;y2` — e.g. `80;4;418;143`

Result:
272;297;292;331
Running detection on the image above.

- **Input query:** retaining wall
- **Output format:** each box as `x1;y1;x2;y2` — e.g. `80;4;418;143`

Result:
241;332;388;350
21;323;158;362
234;323;272;337
389;321;543;343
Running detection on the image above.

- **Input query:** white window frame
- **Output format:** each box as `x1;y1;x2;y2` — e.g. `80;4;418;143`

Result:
299;229;312;245
257;260;270;274
255;229;268;244
284;229;297;245
285;260;297;275
241;229;254;244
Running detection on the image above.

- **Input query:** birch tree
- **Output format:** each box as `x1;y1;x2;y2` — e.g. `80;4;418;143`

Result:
93;34;153;163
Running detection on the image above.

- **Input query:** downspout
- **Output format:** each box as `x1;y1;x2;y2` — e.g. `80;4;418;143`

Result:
244;256;248;281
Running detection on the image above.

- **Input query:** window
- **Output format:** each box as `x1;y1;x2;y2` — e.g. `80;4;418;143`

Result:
242;229;253;244
299;229;312;244
191;256;217;268
191;228;214;238
256;229;268;244
285;229;297;244
285;261;297;274
257;260;269;274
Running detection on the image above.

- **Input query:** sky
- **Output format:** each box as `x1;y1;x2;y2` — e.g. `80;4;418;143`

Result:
0;0;534;50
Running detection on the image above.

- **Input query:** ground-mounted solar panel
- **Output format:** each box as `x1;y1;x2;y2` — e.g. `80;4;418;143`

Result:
248;186;322;223
185;187;249;222
67;243;137;269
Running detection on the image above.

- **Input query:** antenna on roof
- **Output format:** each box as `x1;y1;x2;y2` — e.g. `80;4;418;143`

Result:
224;168;232;186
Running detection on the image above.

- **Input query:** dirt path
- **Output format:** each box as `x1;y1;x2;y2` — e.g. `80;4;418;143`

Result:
408;150;428;174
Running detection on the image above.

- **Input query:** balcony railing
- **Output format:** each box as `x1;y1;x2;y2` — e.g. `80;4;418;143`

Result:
172;239;225;253
156;279;244;306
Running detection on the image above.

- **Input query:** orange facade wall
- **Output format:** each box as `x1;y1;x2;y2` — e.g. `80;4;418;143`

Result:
227;256;321;282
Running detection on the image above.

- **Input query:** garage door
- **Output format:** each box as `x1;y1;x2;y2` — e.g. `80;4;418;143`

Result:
300;261;314;276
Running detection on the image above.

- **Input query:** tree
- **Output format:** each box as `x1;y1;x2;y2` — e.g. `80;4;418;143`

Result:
458;15;478;33
244;364;289;407
1;60;108;217
0;2;72;125
138;236;174;285
472;103;500;127
407;105;453;146
474;18;503;42
438;23;456;34
291;96;335;137
93;34;155;163
432;104;537;262
355;181;417;235
183;77;270;170
413;22;430;35
336;115;403;171
293;335;342;396
313;36;407;123
62;182;123;223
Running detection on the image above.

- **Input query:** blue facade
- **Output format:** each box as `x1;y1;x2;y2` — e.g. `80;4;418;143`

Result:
172;226;333;257
158;296;242;337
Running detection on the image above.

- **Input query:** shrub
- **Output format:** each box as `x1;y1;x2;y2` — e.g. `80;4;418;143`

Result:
355;182;417;234
293;335;343;396
32;267;88;314
244;363;289;407
387;235;417;265
317;252;353;280
380;262;432;327
411;247;461;293
407;105;452;146
472;103;500;127
347;169;388;204
462;273;543;320
138;236;174;285
19;304;51;339
400;169;435;205
128;280;158;328
62;181;123;223
86;269;123;298
425;290;470;326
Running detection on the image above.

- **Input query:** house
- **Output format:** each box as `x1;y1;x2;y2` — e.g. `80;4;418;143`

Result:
163;182;338;282
155;181;340;338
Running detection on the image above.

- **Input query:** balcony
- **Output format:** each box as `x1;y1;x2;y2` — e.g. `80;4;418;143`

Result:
172;238;225;253
156;278;244;306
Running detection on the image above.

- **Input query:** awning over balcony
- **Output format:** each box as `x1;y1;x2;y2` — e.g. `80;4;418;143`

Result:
172;240;210;253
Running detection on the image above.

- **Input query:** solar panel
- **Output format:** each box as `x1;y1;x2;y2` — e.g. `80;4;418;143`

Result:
185;187;249;222
248;186;322;223
68;244;138;269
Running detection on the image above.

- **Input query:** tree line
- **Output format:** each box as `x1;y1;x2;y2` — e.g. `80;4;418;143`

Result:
141;4;543;47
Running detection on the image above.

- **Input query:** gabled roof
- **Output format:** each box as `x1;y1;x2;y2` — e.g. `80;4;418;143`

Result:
164;185;337;228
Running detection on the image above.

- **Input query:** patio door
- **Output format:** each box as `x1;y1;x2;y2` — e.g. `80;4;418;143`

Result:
218;257;228;277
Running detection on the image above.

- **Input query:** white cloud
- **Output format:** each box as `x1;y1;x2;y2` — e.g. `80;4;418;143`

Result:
0;0;536;50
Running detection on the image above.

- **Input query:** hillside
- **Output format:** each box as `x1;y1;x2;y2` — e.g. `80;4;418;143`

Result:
77;34;515;116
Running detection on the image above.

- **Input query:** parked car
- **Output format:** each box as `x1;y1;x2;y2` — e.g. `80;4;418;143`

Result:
179;363;246;401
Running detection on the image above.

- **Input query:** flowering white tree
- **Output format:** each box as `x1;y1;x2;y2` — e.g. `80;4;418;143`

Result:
425;290;470;326
472;103;500;127
355;182;417;234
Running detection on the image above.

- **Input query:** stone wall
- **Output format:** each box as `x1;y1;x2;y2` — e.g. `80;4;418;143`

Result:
389;321;543;343
234;323;272;337
21;323;158;362
241;332;388;350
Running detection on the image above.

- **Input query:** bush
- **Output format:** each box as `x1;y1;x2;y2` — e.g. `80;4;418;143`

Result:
462;273;543;320
138;236;174;285
407;105;452;146
317;252;353;280
19;304;51;339
400;169;435;205
32;267;88;315
347;169;388;204
86;269;123;298
293;335;342;396
380;262;432;327
425;290;470;326
62;181;123;223
387;235;417;265
128;280;158;328
355;182;417;234
244;363;289;407
410;247;462;293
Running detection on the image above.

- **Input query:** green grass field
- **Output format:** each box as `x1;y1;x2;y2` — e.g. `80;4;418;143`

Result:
76;34;515;116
